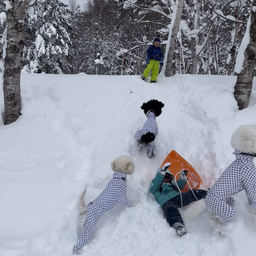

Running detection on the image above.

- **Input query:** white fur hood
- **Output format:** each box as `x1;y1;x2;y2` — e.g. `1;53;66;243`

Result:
231;125;256;153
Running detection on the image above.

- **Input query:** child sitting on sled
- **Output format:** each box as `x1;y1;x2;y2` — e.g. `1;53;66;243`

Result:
149;163;207;236
205;125;256;224
141;35;164;83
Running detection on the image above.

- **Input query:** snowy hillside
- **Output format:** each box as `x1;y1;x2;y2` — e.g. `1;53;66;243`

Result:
1;73;256;256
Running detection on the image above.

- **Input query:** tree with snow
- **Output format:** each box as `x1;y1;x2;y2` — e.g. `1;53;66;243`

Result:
0;7;5;64
163;0;184;77
2;0;32;125
68;0;158;75
226;45;237;75
234;0;256;110
23;0;72;74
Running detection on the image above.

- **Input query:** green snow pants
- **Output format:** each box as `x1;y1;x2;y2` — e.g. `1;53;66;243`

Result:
142;60;160;82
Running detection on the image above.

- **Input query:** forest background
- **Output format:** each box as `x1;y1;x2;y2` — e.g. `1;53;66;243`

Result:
0;0;251;76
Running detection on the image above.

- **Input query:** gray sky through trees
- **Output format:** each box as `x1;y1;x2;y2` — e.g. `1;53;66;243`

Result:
61;0;88;9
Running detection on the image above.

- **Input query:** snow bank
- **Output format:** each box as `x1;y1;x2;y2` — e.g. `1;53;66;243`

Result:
0;74;256;256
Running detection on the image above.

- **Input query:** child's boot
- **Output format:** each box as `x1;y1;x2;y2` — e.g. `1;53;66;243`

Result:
141;75;147;81
172;222;186;237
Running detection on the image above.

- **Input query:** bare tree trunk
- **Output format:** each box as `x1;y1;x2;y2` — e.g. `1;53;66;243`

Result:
234;0;256;110
190;0;197;74
191;37;196;74
165;0;184;77
226;46;236;75
3;1;29;125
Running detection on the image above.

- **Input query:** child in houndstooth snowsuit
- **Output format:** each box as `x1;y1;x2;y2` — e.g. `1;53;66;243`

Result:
205;125;256;224
72;156;135;254
134;99;164;158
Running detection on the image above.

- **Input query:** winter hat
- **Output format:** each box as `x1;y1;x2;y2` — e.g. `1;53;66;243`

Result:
153;35;161;43
231;125;256;153
111;155;135;175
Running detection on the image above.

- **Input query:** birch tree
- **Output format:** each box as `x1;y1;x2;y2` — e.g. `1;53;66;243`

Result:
164;0;184;77
234;0;256;110
190;0;197;74
3;0;31;125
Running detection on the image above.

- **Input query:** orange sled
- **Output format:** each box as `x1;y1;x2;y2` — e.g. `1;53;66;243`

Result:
160;150;202;193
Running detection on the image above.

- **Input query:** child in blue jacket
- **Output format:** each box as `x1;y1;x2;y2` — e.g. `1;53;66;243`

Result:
149;163;207;236
141;36;164;83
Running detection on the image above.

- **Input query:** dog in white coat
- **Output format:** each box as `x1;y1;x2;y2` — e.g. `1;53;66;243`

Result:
73;155;135;254
184;125;256;225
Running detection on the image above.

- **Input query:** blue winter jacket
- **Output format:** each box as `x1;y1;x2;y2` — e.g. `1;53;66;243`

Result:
149;169;187;207
147;45;164;61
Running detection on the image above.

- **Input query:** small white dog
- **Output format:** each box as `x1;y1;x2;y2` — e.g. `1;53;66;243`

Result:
72;155;135;254
184;125;256;225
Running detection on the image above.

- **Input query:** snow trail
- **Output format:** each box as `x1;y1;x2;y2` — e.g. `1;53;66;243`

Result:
1;74;256;256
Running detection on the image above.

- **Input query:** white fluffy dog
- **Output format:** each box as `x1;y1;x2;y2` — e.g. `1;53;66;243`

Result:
73;155;135;254
185;125;256;224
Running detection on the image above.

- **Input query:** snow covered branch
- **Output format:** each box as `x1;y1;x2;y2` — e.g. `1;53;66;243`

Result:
214;9;245;24
121;0;173;20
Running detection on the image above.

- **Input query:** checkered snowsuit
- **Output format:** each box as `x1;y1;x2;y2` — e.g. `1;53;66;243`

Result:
134;111;158;157
73;172;132;254
205;150;256;223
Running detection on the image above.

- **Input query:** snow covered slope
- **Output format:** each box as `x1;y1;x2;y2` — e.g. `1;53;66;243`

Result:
0;73;256;256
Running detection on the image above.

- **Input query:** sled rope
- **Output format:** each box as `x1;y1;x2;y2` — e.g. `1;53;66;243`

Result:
174;170;199;208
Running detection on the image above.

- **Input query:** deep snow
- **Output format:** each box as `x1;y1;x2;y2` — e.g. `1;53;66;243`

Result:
0;73;256;256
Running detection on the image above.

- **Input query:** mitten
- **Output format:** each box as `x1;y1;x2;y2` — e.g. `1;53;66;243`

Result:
160;61;163;67
146;59;150;64
160;162;171;175
180;169;189;180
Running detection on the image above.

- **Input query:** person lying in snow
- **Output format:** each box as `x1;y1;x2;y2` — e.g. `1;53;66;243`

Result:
149;163;207;236
134;99;164;158
205;125;256;224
